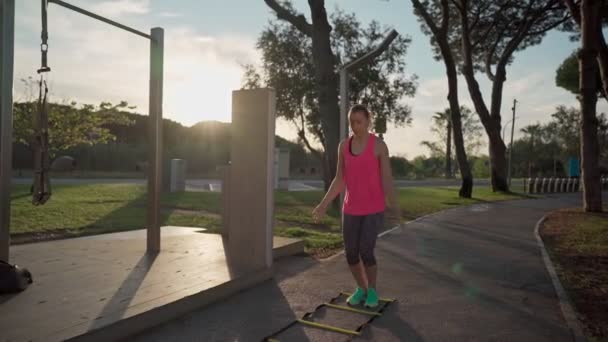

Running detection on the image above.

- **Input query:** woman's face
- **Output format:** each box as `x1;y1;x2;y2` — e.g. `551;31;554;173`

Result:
349;110;369;136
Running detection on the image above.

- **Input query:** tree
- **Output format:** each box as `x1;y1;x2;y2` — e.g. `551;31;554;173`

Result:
515;106;608;178
549;106;583;158
390;156;414;178
576;0;603;212
421;106;483;178
260;0;336;191
433;108;453;178
14;78;134;156
556;51;581;94
411;0;474;198
561;0;608;212
471;155;490;178
253;2;417;189
520;121;564;177
447;0;569;192
556;50;604;97
411;155;445;179
562;0;608;99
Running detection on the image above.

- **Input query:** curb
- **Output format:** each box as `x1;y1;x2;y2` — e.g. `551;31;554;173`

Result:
534;215;587;342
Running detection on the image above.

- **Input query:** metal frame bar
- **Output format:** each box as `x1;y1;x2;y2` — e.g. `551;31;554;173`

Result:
147;27;164;252
47;0;151;39
0;0;163;259
0;0;15;262
43;0;163;252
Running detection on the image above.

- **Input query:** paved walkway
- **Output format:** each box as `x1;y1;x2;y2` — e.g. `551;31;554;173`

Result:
130;193;603;342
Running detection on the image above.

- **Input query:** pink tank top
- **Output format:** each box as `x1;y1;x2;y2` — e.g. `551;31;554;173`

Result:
342;134;386;215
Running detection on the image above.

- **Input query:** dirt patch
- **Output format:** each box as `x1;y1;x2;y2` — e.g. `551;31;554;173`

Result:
540;207;608;340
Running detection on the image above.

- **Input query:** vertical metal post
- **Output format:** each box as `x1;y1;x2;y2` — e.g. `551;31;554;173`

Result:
147;28;163;253
339;69;349;143
339;69;349;205
0;0;15;262
508;99;516;187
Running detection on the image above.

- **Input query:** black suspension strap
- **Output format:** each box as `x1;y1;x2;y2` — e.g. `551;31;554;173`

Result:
38;0;51;73
32;0;52;205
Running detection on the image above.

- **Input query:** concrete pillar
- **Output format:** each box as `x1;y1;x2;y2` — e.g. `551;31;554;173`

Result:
169;159;186;192
226;88;275;273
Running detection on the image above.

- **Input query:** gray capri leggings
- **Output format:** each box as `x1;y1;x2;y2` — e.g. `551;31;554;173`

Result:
342;212;384;266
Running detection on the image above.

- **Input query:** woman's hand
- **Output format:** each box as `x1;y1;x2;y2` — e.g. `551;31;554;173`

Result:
312;203;328;222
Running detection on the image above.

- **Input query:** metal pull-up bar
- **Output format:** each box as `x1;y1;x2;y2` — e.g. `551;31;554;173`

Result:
33;0;164;252
46;0;152;39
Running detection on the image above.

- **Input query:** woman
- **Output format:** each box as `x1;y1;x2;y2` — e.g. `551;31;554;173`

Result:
312;104;399;308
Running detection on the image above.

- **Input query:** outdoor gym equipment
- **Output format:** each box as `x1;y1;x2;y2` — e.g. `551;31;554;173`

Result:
263;291;396;341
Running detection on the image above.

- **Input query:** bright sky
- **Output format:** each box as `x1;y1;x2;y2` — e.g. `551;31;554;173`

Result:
12;0;606;158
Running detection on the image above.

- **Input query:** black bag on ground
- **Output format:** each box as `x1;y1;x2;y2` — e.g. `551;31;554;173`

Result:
0;260;33;293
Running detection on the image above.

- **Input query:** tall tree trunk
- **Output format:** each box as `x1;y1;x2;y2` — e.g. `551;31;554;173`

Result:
446;119;452;178
445;55;473;198
308;0;340;191
579;0;603;212
461;62;508;192
411;0;472;197
264;0;340;191
489;66;510;191
458;0;509;192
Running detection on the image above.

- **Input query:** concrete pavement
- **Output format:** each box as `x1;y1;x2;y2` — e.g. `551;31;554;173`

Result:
128;193;603;341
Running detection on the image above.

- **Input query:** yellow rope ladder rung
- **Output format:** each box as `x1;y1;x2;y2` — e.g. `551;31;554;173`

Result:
296;319;361;336
324;303;382;316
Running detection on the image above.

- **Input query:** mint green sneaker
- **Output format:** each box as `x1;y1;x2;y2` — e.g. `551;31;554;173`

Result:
347;287;366;306
364;288;379;308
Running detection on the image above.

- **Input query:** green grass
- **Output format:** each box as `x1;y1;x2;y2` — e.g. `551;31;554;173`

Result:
163;191;222;212
275;227;343;250
10;184;222;236
9;184;529;254
397;186;528;220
